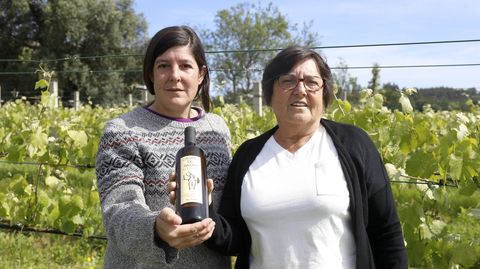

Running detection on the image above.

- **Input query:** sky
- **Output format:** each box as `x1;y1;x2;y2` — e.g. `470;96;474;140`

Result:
133;0;480;91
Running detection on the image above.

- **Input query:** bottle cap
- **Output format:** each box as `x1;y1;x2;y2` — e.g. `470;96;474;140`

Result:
185;126;196;145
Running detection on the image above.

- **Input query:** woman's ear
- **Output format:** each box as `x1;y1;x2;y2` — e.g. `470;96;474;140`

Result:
198;65;207;85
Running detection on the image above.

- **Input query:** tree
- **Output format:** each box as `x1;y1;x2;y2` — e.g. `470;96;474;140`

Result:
409;86;480;111
380;82;401;110
0;0;148;105
202;2;319;103
332;58;361;102
0;0;41;101
367;63;381;93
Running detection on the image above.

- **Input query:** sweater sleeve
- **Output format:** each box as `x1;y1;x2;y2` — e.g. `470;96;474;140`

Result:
357;129;409;268
96;122;178;264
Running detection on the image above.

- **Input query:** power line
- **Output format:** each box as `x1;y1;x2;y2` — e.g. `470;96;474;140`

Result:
1;62;480;76
313;39;480;50
208;38;480;54
0;53;142;63
0;38;479;63
1;38;479;77
331;63;480;70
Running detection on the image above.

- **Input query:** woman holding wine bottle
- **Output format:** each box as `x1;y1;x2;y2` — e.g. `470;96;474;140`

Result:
95;26;232;268
197;46;408;268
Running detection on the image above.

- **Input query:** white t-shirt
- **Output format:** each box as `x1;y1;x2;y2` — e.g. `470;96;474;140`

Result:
241;125;356;269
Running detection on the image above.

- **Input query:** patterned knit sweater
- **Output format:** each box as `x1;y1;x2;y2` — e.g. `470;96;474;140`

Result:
96;106;232;269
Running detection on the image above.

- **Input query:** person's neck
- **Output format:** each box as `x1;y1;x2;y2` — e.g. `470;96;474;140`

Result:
273;122;319;153
148;103;197;119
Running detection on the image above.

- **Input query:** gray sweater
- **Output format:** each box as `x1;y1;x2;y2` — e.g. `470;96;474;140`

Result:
96;106;232;268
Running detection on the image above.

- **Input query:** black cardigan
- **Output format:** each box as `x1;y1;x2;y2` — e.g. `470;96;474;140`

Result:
206;119;408;269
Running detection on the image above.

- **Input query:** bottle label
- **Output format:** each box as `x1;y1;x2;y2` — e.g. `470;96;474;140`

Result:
180;155;203;205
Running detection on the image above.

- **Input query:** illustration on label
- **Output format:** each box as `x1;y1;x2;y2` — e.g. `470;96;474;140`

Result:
180;156;203;205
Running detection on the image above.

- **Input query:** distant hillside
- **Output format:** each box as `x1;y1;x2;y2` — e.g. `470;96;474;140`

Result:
410;87;479;111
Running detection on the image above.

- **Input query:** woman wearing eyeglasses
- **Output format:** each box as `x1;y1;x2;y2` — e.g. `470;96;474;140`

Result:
201;46;408;268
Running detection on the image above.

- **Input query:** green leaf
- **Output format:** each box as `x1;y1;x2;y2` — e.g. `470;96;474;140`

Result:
373;93;384;108
451;243;478;267
429;219;446;235
67;130;88;148
9;175;29;196
28;127;49;157
458;180;478;196
34;79;49;90
40;90;56;108
399;93;413;113
45;175;61;188
399;201;424;227
61;220;76;234
48;204;60;222
37;190;51;208
72;214;84;225
448;154;463;181
454;123;469;141
406;150;438;178
89;191;100;205
343;100;352;113
70;195;84;213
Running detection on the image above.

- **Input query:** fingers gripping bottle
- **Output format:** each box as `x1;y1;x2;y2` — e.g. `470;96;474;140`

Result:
175;126;208;223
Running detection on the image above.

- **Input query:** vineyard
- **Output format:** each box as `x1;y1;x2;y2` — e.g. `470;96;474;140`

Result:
0;89;479;268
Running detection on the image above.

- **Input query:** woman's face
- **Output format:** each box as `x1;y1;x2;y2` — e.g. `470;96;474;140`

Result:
150;45;205;117
271;58;325;130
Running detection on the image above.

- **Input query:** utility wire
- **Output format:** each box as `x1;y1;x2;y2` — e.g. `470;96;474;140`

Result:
0;69;141;75
209;38;480;54
331;63;480;70
1;62;480;76
0;38;479;63
0;54;142;63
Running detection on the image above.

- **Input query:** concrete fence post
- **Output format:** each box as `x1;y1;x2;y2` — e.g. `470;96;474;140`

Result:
50;79;59;109
74;91;80;110
252;82;263;116
128;93;133;107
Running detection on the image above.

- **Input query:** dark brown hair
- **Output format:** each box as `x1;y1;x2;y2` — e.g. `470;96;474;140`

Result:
143;26;211;111
262;46;333;108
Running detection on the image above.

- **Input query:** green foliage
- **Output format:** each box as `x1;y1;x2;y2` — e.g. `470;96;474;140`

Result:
212;103;277;152
0;90;479;267
0;96;128;236
332;59;362;102
203;1;319;101
410;87;480;112
367;63;381;92
0;0;148;105
328;88;480;184
0;231;104;268
328;89;480;268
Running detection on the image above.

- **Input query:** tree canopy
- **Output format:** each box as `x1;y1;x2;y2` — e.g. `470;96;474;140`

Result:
1;1;476;110
0;0;148;105
201;2;319;103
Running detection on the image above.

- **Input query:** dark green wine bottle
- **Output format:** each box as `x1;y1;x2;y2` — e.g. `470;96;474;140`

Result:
175;126;208;224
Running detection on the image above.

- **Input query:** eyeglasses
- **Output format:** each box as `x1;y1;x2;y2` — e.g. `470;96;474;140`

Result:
277;74;324;92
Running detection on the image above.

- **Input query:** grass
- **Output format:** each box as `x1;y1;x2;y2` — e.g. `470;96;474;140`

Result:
0;230;105;268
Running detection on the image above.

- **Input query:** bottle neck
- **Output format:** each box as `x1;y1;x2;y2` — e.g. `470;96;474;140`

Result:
184;126;196;146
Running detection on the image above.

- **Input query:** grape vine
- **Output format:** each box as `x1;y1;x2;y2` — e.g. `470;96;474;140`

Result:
0;89;478;268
